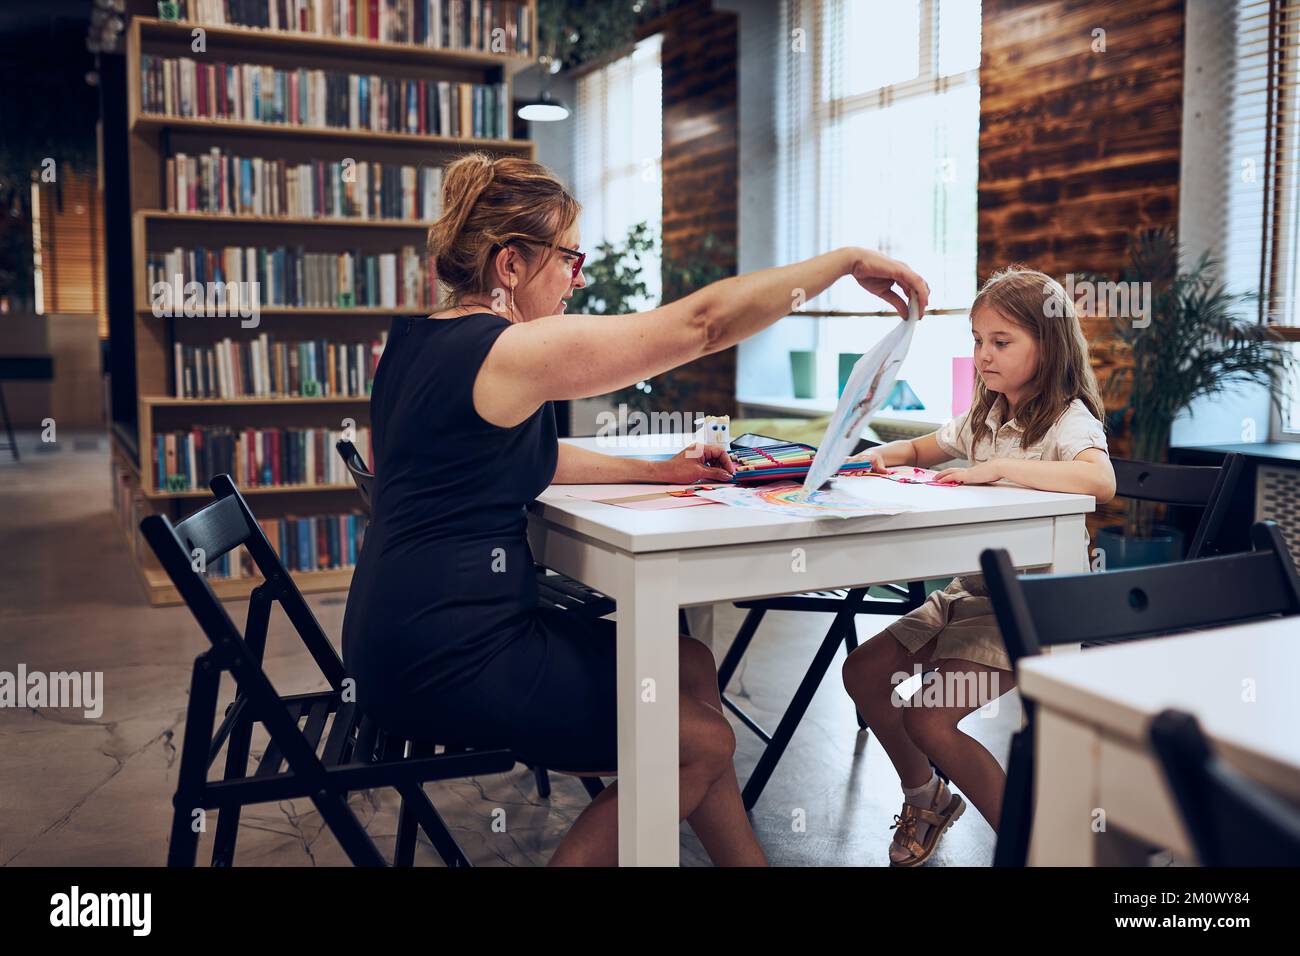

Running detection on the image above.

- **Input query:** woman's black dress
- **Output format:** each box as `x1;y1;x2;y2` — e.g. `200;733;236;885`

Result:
342;313;616;771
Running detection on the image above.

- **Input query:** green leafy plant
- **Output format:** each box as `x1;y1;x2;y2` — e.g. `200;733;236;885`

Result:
537;0;686;71
1097;228;1294;536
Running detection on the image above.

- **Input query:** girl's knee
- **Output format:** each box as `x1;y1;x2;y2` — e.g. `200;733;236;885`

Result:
842;632;899;693
901;702;961;751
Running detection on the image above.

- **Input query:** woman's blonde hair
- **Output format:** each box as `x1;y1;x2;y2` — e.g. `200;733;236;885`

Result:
426;152;581;304
966;267;1106;452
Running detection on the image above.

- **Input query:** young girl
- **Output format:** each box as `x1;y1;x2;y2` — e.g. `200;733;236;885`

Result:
840;267;1116;866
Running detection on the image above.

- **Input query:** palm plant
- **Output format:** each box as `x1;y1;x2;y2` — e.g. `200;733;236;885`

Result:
1098;228;1294;536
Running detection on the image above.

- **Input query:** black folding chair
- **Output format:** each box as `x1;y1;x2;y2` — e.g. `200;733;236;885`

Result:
334;439;609;802
1150;709;1300;866
1109;454;1243;560
982;520;1300;867
141;474;518;867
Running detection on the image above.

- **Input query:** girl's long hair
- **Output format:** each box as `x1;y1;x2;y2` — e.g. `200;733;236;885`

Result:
967;267;1105;453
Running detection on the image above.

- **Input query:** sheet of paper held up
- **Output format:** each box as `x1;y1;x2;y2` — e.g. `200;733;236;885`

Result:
799;292;920;498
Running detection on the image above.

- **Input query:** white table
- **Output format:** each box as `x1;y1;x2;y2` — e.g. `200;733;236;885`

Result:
1018;617;1300;865
531;439;1095;865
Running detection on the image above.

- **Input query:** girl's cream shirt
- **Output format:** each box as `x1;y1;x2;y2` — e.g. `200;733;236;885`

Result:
935;397;1108;465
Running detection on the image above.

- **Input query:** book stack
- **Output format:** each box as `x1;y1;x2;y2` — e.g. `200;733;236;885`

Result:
173;332;388;399
153;425;373;492
204;512;369;579
140;54;511;140
147;244;433;310
166;149;444;221
165;0;533;55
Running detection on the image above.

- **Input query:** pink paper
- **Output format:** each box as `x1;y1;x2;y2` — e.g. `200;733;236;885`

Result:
952;357;975;417
853;466;960;487
565;484;698;500
619;496;720;511
564;483;723;510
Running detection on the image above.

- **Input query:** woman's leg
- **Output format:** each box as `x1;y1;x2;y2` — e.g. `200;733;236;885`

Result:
841;631;934;788
898;659;1015;829
676;636;767;866
549;636;763;866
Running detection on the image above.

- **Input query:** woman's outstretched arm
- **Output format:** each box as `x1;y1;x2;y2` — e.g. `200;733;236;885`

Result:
475;247;929;427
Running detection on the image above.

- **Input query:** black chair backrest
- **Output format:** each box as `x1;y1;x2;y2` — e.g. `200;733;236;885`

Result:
1151;709;1300;866
142;474;348;689
1111;454;1243;558
982;521;1300;666
336;439;374;514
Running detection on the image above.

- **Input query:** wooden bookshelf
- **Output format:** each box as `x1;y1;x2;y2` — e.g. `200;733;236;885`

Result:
138;209;440;229
109;1;538;606
131;113;536;151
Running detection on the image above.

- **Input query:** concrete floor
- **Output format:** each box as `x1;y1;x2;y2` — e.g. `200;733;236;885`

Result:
0;429;1010;866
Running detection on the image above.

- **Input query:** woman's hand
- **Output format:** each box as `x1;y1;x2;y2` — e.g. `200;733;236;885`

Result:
653;442;736;484
850;249;930;319
933;460;1003;486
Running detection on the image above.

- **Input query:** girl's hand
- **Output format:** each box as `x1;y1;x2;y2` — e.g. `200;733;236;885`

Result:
850;249;930;319
843;447;889;473
934;460;1004;485
655;442;736;484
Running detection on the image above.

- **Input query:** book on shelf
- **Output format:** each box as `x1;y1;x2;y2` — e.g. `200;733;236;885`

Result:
173;332;388;399
154;424;372;492
139;54;511;140
147;244;434;310
201;512;369;579
165;148;444;221
159;0;533;56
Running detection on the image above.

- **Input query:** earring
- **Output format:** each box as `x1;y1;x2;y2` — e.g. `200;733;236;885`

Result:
510;283;517;321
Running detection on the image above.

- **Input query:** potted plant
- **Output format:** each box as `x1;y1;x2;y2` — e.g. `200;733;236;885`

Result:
1095;228;1293;566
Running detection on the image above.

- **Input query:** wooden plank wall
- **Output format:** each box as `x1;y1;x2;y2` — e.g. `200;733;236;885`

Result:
978;0;1185;418
657;0;739;416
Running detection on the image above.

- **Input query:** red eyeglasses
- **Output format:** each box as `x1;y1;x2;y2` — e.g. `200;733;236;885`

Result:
502;238;586;281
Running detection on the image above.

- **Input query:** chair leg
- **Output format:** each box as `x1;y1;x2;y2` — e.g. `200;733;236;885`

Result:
580;776;606;799
311;790;386;867
168;653;221;867
533;764;552;799
396;781;473;868
0;384;18;462
740;623;851;811
211;592;273;866
994;725;1035;867
718;607;766;691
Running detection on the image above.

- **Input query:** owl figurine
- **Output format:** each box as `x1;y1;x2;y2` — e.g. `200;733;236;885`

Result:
694;415;732;447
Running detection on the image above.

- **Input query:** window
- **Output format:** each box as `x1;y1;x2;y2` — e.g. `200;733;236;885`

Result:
740;0;981;418
1224;0;1300;439
574;34;663;309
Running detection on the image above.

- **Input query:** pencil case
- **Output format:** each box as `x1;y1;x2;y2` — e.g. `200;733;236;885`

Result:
728;439;873;486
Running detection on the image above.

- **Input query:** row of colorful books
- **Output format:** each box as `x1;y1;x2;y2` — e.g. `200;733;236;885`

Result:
140;54;511;140
164;0;533;55
147;245;433;310
201;512;370;578
172;333;388;399
153;425;373;492
165;149;445;222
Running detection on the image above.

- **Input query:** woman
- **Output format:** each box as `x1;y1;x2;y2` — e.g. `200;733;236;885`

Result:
341;152;929;866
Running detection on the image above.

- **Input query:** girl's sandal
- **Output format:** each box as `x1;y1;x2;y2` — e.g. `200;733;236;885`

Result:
889;779;966;867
